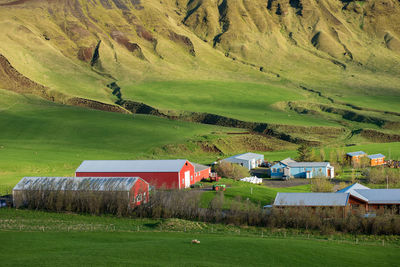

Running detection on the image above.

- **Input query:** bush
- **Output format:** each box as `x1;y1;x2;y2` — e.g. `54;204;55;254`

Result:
310;178;335;192
363;167;400;185
214;161;250;180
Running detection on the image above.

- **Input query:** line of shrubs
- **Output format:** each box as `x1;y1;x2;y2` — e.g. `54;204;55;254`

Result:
14;188;400;235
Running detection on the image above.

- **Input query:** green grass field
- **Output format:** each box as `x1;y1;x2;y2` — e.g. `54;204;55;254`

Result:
2;231;399;267
0;90;242;189
0;209;399;267
122;80;340;126
201;179;311;206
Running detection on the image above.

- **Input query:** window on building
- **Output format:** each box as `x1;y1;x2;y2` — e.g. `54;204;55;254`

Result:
272;168;276;173
136;194;142;202
143;192;147;203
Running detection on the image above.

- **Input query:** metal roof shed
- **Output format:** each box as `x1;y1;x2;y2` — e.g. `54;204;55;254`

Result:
274;193;350;207
355;189;400;204
222;153;264;170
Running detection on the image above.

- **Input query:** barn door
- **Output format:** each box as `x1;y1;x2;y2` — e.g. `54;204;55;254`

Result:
184;171;191;188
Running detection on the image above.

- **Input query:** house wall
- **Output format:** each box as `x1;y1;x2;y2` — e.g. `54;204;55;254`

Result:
195;168;211;183
370;158;385;167
179;161;195;188
347;155;366;163
130;179;150;206
224;156;264;170
289;166;327;178
348;196;368;213
270;162;287;178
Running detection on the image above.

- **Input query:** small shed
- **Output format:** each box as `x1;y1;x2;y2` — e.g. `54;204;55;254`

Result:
346;151;367;163
76;160;195;189
190;162;211;183
13;177;149;208
222;153;264;170
367;154;385;166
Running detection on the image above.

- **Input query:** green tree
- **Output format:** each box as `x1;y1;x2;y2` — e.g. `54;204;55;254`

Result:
297;144;312;161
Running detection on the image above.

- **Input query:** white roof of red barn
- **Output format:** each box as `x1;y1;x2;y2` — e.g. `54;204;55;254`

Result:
13;177;144;191
76;160;191;173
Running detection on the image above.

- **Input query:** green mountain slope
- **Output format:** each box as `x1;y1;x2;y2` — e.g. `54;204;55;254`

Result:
0;0;399;144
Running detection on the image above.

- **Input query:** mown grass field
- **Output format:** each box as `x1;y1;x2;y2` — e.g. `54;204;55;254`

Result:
0;209;399;267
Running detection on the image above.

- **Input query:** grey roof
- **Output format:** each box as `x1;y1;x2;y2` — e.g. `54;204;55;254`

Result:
347;151;366;157
227;153;264;161
367;154;385;160
13;177;143;191
190;162;210;173
76;160;189;173
274;193;349;207
337;183;370;201
287;162;330;168
280;158;296;165
355;189;400;204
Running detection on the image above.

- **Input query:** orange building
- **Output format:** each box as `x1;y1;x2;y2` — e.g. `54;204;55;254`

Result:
368;154;385;166
346;151;367;163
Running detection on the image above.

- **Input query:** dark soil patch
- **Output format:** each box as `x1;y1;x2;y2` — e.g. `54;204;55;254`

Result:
168;31;196;56
77;46;95;62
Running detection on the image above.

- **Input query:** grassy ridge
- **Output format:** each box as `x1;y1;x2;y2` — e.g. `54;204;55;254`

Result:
123;80;340;126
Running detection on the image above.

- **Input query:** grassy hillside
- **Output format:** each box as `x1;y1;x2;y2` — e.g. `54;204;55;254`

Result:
0;90;242;188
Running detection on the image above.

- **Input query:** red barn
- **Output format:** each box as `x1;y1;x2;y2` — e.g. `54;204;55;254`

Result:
75;160;195;189
191;162;211;183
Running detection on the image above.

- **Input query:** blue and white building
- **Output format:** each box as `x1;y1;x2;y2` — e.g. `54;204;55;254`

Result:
271;158;334;179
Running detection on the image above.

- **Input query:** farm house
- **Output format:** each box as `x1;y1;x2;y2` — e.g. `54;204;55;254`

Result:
346;151;367;163
367;154;385;166
190;162;211;183
13;177;149;208
271;160;334;179
222;153;264;170
76;160;195;189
